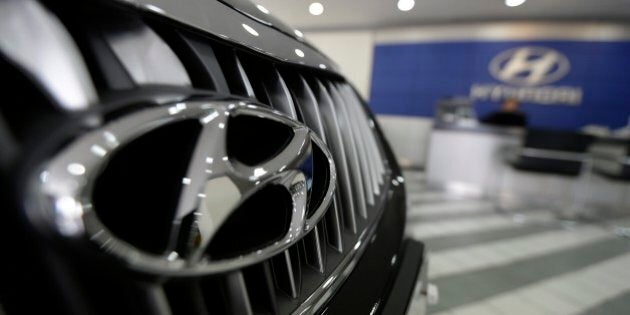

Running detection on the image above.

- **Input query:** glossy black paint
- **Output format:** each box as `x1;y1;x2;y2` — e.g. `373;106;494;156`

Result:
380;240;426;314
218;0;304;40
107;0;339;73
320;186;407;314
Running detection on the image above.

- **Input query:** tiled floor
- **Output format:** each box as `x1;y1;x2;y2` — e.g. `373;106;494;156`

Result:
403;171;630;315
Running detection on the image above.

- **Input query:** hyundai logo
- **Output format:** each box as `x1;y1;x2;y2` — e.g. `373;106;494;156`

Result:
489;46;571;86
27;101;336;276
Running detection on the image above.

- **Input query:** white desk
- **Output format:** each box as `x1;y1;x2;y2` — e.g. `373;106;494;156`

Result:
426;123;523;196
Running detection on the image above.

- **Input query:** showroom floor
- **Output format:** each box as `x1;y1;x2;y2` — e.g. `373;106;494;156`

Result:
404;171;630;315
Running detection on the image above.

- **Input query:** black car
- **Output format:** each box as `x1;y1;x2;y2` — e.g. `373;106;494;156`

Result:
0;0;427;314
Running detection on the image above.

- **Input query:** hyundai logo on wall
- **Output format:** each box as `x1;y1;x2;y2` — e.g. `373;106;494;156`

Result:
489;46;571;86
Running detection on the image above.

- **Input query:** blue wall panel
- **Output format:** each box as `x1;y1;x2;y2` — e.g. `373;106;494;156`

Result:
370;41;630;129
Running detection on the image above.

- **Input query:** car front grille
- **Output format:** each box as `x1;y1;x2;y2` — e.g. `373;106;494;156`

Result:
0;1;394;314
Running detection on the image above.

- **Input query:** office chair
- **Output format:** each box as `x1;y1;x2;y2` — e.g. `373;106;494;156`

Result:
495;129;594;219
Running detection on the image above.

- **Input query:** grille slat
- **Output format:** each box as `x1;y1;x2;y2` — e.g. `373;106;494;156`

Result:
302;224;327;274
143;284;173;315
272;248;302;299
60;6;137;91
339;84;384;195
224;272;254;315
324;199;344;253
234;55;256;99
270;69;298;119
367;116;387;182
213;48;256;97
338;83;380;196
341;84;386;182
242;262;279;314
177;32;231;93
312;79;358;233
238;56;276;108
281;74;345;251
326;81;369;219
294;75;327;140
103;18;191;87
297;77;345;251
0;0;97;109
333;82;376;206
200;278;230;314
351;87;388;180
164;281;210;315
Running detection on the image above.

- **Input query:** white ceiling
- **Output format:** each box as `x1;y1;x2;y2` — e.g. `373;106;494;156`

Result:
254;0;630;31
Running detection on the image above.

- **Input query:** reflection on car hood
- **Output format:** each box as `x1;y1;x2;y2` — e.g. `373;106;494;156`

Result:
107;0;338;73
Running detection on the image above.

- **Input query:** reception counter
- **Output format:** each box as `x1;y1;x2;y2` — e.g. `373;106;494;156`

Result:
425;123;524;196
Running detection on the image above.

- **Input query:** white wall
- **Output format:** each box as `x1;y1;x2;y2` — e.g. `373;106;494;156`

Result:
304;31;374;100
374;22;630;43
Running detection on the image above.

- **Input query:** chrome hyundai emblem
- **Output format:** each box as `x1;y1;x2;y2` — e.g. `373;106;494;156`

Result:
27;101;336;276
490;46;571;87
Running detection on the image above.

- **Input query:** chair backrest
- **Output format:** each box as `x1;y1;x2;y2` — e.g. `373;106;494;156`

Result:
513;129;595;176
524;129;594;152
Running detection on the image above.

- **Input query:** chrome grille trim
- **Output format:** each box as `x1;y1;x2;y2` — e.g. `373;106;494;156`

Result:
234;55;256;98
